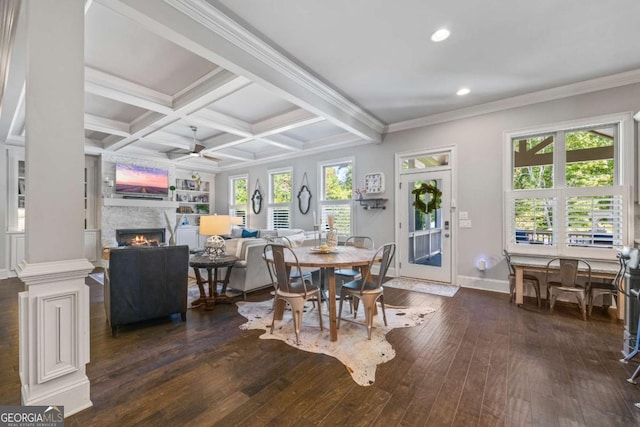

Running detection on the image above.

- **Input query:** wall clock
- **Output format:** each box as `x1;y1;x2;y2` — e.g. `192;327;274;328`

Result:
364;172;385;194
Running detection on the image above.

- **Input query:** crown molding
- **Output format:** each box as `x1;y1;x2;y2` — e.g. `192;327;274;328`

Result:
388;68;640;134
164;0;385;136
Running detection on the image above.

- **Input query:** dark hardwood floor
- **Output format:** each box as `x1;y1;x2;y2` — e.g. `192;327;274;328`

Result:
2;273;640;426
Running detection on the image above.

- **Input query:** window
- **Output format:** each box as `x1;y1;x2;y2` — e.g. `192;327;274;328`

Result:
268;168;292;229
229;175;248;226
504;113;632;258
319;159;353;236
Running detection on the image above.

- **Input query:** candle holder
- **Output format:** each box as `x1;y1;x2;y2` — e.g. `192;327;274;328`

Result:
313;224;321;248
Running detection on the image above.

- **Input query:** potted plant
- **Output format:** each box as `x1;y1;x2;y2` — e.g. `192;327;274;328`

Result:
195;203;209;214
169;185;176;200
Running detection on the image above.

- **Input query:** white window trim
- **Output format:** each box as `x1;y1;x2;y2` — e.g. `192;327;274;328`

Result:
317;156;355;235
268;167;292;229
502;112;634;259
229;174;248;227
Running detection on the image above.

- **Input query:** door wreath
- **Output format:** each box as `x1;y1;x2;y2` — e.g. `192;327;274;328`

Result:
412;183;442;214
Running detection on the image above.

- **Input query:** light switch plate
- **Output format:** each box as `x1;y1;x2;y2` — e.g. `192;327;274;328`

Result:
460;219;472;228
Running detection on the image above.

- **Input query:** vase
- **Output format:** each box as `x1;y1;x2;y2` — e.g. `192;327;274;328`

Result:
326;228;338;249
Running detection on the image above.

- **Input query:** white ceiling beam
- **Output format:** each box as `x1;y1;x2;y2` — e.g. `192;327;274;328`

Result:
0;1;26;143
188;108;252;137
201;133;252;151
257;135;303;151
103;70;249;151
216;133;369;172
85;66;174;114
95;0;383;143
0;0;20;112
6;134;24;146
85;113;130;137
138;131;192;151
204;146;255;161
172;68;251;111
252;108;324;137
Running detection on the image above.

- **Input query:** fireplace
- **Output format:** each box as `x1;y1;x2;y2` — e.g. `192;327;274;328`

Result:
116;228;166;247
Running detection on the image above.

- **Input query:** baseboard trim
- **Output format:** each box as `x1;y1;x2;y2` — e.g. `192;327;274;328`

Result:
22;376;92;417
457;275;509;294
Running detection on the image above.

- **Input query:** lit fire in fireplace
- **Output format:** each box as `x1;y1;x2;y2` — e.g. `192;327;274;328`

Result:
130;235;160;246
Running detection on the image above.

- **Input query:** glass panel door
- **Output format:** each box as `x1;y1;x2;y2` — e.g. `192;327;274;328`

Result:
398;170;451;283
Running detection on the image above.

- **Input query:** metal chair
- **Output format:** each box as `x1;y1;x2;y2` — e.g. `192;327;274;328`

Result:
588;279;618;316
335;236;375;283
338;242;395;340
546;257;591;321
263;244;323;345
503;250;542;307
266;235;319;283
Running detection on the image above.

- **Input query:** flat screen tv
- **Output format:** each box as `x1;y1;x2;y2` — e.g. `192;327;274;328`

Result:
115;164;169;197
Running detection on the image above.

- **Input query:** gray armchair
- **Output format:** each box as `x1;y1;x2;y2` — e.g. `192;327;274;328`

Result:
104;245;190;336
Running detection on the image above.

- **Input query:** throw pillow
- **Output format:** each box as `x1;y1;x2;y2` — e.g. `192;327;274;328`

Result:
231;226;243;238
242;229;258;238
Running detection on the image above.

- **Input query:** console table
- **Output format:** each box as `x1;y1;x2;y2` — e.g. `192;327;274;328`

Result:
510;255;623;319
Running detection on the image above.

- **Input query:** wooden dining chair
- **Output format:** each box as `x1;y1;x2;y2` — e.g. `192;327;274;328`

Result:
263;244;323;345
337;242;395;340
546;257;591;321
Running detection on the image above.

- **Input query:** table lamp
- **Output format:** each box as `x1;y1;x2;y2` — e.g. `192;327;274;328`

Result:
199;215;231;259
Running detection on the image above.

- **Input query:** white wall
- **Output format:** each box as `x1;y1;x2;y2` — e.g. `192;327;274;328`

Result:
215;82;640;290
0;143;6;278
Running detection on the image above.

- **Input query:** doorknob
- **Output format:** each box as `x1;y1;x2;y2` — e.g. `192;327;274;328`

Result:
444;233;450;237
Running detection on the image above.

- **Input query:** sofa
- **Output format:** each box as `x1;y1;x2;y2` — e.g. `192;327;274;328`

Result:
225;228;308;297
104;245;190;336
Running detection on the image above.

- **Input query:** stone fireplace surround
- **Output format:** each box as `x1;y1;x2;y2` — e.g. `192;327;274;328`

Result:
100;153;178;248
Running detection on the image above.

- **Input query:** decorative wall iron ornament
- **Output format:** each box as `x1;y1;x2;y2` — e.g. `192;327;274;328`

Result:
412;183;442;214
297;172;312;214
251;179;263;214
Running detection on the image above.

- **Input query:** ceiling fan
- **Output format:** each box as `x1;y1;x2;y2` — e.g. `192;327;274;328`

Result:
172;126;220;162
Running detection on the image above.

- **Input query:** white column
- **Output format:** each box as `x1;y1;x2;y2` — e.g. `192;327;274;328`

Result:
17;0;93;416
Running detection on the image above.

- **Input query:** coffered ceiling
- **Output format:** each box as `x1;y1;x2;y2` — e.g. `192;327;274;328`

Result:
1;0;640;172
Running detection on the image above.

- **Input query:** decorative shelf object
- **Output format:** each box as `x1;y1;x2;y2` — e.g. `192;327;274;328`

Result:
357;198;387;210
364;172;385;194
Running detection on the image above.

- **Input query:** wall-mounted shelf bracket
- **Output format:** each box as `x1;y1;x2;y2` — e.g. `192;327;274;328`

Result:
356;198;387;210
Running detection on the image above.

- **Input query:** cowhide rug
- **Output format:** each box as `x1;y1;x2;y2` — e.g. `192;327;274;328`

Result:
237;299;435;386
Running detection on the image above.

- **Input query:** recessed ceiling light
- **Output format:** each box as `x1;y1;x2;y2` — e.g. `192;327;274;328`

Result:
456;87;471;96
431;28;450;42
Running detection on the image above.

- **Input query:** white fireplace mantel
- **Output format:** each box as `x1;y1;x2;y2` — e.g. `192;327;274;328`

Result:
103;198;179;209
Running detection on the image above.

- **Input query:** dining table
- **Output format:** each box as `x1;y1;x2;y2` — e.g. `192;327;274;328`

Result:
264;245;380;341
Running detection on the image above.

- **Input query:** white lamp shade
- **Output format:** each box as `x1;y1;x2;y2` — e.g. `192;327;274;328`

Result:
199;215;231;236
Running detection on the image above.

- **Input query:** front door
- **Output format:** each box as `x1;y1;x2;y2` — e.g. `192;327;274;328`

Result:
398;170;452;283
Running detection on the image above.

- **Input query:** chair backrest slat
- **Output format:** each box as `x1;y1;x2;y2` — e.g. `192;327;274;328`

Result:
545;257;591;289
361;243;395;290
263;244;307;294
503;249;515;276
345;236;374;250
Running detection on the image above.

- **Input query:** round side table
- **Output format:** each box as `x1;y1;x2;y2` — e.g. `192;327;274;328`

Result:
189;255;238;310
